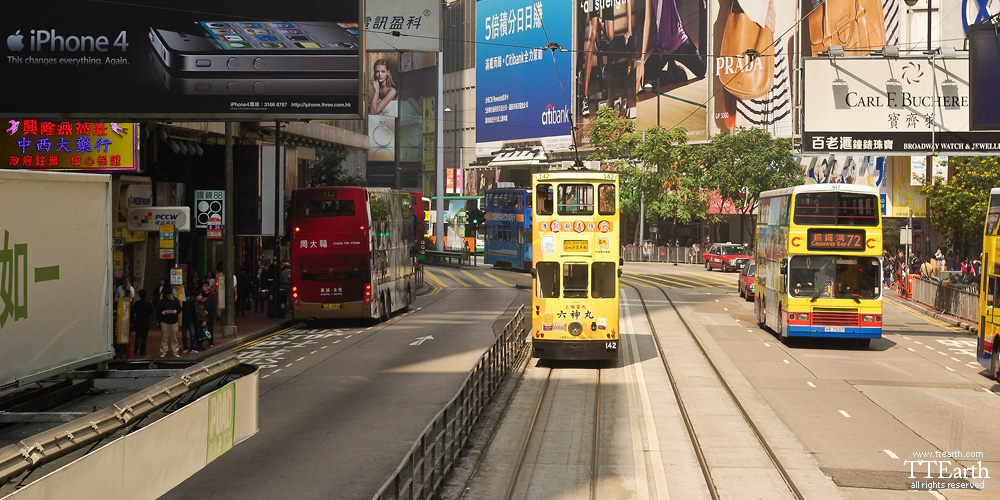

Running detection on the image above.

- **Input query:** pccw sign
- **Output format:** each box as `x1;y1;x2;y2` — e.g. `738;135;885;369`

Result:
127;206;192;232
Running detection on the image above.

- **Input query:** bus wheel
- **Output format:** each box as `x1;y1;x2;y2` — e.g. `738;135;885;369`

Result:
778;305;788;343
405;286;413;310
381;295;390;322
855;338;871;349
992;344;1000;380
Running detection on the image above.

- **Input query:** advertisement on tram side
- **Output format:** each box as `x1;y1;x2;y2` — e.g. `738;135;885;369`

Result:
0;170;113;390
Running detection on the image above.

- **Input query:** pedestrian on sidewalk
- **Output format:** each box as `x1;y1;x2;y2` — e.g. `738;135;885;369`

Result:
253;266;268;316
157;287;182;357
200;281;217;348
131;289;154;356
193;289;208;351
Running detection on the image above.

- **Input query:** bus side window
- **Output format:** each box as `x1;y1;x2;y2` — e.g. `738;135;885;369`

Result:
536;262;560;298
592;262;616;298
989;277;998;307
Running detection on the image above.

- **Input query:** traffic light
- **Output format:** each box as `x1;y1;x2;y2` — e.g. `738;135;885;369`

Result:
465;208;483;238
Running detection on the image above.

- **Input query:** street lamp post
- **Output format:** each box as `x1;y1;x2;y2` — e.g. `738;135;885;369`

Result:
904;0;933;259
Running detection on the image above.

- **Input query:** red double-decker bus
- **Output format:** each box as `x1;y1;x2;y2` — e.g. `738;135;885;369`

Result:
290;187;417;322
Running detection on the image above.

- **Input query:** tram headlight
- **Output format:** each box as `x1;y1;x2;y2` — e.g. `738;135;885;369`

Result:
568;321;583;336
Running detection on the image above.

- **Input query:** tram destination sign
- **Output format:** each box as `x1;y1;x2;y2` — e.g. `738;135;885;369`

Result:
806;228;867;251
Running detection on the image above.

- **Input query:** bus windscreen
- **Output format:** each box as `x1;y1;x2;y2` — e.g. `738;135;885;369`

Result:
793;192;879;226
788;256;881;300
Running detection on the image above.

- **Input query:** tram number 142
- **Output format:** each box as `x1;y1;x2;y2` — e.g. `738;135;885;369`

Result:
606;341;617;350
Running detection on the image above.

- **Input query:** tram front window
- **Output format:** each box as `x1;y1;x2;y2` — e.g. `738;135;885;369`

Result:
563;263;589;298
591;262;616;298
789;256;881;300
536;262;560;298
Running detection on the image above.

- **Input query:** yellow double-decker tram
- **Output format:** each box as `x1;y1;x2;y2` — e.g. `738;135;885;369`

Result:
530;170;620;361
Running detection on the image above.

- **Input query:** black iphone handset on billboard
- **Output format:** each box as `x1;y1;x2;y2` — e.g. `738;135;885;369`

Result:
149;21;360;74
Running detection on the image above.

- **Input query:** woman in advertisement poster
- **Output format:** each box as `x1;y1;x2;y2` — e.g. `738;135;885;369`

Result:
580;0;632;117
636;0;706;93
369;58;398;117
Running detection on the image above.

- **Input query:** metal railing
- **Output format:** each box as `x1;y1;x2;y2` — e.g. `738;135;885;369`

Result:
373;305;528;500
622;244;702;264
910;277;980;324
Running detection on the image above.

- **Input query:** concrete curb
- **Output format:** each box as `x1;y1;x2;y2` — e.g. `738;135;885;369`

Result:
191;319;300;361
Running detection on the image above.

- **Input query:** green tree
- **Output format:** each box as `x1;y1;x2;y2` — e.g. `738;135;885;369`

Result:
587;107;706;243
700;128;802;242
307;147;365;187
918;156;1000;256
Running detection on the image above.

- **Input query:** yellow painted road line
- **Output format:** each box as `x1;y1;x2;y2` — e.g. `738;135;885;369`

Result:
893;302;967;332
638;273;699;288
461;270;494;287
231;325;300;353
484;271;516;287
627;274;681;289
423;269;447;288
620;277;657;289
441;270;470;287
690;271;740;284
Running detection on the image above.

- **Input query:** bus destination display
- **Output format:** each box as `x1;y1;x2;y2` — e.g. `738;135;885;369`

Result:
806;228;866;251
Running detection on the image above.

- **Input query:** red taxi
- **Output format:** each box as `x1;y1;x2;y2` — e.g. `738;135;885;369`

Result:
702;243;752;272
738;259;755;301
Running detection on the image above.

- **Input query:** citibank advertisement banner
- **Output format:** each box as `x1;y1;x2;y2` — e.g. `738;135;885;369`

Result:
476;0;572;147
2;0;362;119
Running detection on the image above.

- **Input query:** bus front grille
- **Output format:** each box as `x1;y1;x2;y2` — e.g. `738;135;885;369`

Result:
812;308;858;326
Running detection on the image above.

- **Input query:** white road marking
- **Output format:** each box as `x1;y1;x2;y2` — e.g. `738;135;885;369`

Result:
914;341;923;345
764;343;771;347
724;307;728;311
950;357;962;363
946;367;956;372
930;491;948;500
748;329;754;333
311;350;318;354
296;357;305;362
321;345;328;349
903;336;911;340
906;347;916;352
839;410;851;418
807;381;816;388
937;351;947;356
273;368;281;373
884;450;898;459
985;388;995;393
925;345;934;350
783;359;790;364
285;363;293;367
262;374;270;379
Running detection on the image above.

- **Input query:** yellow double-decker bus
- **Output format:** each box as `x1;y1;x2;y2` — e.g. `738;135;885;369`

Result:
977;188;1000;379
531;170;620;361
755;184;883;347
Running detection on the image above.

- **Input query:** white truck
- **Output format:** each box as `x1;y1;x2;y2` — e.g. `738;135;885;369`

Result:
0;170;113;391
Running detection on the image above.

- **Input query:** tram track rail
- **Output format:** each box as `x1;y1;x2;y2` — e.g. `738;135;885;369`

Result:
622;280;806;500
503;367;603;500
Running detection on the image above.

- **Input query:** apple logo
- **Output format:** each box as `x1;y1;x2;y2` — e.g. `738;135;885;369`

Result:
8;30;24;51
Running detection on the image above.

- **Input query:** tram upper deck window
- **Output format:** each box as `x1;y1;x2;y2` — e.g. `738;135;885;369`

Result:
591;262;616;298
537;184;554;215
536;262;560;298
793;192;879;226
558;184;594;216
563;263;589;298
598;184;616;215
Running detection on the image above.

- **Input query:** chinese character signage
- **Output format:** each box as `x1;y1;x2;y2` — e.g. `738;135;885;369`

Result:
476;0;572;149
159;223;175;259
2;120;137;171
803;57;1000;154
1;0;363;119
806;228;867;251
365;0;440;52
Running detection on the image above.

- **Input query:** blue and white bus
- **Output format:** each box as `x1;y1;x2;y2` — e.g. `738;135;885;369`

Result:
484;187;532;271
